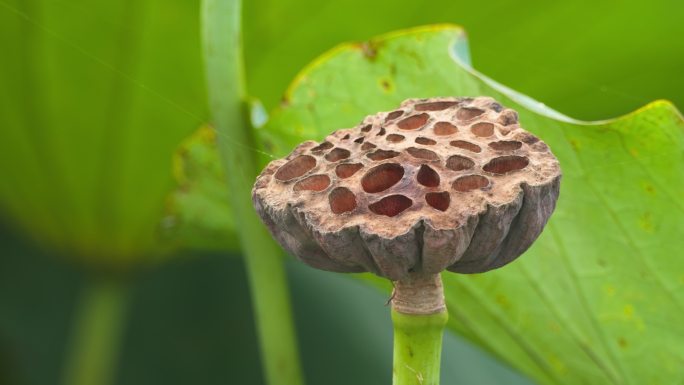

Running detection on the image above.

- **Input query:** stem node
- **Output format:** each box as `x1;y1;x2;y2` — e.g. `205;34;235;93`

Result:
391;272;445;315
391;273;447;385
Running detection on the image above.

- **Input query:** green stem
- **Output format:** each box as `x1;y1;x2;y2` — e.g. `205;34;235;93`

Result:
200;2;305;385
62;277;129;385
392;310;448;385
391;273;448;385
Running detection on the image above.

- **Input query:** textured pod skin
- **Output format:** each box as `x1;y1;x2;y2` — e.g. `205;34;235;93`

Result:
252;97;561;280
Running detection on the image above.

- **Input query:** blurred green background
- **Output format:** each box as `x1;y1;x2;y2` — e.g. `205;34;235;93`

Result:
1;0;683;384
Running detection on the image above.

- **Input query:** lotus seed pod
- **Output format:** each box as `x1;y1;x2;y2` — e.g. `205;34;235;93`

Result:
252;97;561;281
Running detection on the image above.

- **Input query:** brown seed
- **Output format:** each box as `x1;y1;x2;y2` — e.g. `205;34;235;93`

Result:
369;195;413;217
446;155;474;171
328;187;357;214
325;148;351;162
450;140;481;153
294;174;331;192
415;137;437;145
483;156;529;174
275;155;316;181
415;101;459;111
361;142;377;151
310;141;334;153
336;163;363;179
406;147;439;161
397;113;429;130
452;175;490;192
362;163;405;193
457;107;485;120
433;122;458;135
367;149;400;161
489;141;523;151
417;165;440;187
385;110;404;122
425;192;450;211
471;122;494;137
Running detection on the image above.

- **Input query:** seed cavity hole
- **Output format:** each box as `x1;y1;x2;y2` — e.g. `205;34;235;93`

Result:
354;137;365;144
446;155;474;171
452;175;490;192
275;155;316;181
310;142;333;153
376;127;386;136
329;187;357;214
336;163;363;179
386;134;405;143
483;155;529;174
415;137;436;145
497;110;518;126
367;149;399;161
361;124;373;132
471;122;494;137
489;102;503;112
489;140;522;151
406;147;439;161
425;192;450;211
361;142;377;151
450;140;481;153
397;113;429;130
457;107;485;120
293;174;330;192
433;122;458;136
325;148;351;162
361;163;404;193
385;110;404;122
368;195;413;217
532;142;549;152
520;133;539;145
417;165;440;187
415;101;459;111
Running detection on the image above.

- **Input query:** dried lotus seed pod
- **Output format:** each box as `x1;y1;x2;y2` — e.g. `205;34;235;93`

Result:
252;96;561;287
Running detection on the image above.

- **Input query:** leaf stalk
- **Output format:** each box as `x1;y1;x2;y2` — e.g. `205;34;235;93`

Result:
61;276;129;385
200;0;305;384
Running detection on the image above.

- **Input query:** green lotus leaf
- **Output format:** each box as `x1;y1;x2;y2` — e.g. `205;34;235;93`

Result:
258;25;684;384
164;125;238;251
0;0;207;267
